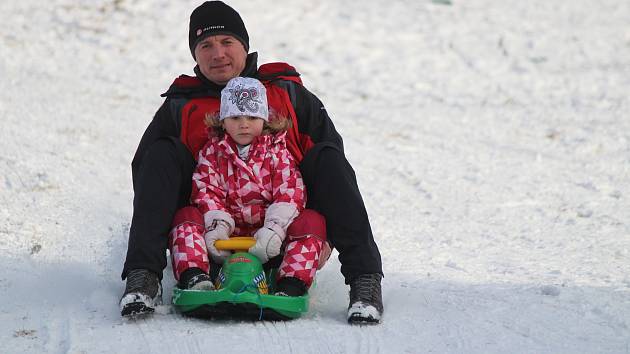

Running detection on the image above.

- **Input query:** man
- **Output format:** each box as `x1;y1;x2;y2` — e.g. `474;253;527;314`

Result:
120;1;384;324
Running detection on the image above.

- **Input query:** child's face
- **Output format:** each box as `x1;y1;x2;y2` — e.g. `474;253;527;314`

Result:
222;115;264;145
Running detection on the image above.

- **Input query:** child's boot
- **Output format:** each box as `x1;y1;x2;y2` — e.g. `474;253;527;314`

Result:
274;276;307;297
179;267;215;291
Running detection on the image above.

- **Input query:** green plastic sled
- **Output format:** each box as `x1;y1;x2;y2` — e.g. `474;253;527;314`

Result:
172;238;310;320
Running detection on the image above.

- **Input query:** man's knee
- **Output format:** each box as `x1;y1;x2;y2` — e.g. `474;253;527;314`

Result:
142;138;193;170
300;143;353;187
301;143;344;169
134;138;195;209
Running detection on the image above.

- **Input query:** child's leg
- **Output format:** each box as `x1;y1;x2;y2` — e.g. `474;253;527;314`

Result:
278;209;327;289
168;206;210;281
278;235;324;288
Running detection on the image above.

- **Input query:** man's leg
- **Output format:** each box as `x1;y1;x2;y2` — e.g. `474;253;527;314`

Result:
299;143;383;283
122;138;195;280
120;138;194;316
299;143;384;323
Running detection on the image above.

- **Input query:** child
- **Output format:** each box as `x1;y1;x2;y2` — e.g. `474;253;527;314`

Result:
168;77;328;296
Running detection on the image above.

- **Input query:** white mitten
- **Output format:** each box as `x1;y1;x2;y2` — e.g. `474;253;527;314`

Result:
204;220;232;264
249;227;283;263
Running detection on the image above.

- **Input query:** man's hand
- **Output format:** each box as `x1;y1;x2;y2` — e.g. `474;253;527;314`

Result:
204;220;232;264
249;227;284;263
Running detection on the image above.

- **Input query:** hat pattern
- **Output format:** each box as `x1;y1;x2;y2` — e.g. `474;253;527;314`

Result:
229;85;262;114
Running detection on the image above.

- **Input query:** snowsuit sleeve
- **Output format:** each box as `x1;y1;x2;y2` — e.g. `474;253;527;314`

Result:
263;140;305;237
191;142;235;230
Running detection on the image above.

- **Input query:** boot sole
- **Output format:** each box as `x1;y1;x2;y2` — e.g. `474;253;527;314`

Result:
121;302;155;317
348;313;381;324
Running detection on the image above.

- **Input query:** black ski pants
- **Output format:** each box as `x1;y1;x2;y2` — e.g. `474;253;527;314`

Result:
122;139;383;284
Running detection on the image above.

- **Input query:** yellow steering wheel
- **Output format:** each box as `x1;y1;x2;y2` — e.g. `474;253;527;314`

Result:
214;236;256;252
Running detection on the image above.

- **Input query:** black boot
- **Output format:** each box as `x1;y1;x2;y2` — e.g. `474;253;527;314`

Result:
274;277;307;297
120;269;162;317
347;273;383;324
179;268;215;290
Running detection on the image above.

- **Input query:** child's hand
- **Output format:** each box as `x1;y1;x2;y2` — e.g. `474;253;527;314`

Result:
249;227;283;263
204;220;232;264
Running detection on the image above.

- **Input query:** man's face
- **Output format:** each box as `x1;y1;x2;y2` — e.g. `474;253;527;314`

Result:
194;34;247;85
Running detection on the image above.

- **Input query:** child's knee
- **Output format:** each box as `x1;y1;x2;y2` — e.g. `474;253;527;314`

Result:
287;209;326;242
171;206;203;228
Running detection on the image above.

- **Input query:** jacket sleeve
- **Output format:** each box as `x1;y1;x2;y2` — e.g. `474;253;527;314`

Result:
191;143;235;230
130;99;179;190
291;83;345;153
263;143;305;236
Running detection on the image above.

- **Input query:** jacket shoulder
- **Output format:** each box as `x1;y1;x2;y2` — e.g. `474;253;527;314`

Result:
161;74;205;97
258;62;303;85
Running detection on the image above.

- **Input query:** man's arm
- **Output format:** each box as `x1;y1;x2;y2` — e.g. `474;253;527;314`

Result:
291;83;345;152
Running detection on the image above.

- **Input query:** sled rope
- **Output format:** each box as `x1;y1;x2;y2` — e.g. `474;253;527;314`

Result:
233;283;264;320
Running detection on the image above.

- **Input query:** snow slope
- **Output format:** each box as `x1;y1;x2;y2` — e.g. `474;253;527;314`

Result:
1;0;629;352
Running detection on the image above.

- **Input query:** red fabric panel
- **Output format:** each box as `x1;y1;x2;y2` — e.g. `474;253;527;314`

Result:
180;99;220;159
173;75;202;88
287;209;327;242
258;62;303;85
171;206;204;228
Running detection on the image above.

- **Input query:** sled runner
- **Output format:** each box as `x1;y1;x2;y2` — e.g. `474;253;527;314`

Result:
172;237;310;320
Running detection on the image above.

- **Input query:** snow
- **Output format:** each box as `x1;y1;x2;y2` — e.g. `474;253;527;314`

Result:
1;0;629;352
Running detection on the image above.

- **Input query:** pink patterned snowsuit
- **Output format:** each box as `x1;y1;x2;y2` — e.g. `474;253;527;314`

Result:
169;131;326;287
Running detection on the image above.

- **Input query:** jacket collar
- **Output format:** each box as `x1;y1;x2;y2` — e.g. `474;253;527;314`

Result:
162;53;259;98
216;131;287;159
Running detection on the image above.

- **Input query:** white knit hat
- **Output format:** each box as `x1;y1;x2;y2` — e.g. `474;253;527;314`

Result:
219;77;269;121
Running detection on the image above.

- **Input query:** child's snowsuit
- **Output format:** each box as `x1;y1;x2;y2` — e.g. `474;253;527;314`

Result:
169;131;326;288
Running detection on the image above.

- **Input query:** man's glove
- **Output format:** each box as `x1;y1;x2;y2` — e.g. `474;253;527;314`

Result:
249;227;284;263
204;220;232;264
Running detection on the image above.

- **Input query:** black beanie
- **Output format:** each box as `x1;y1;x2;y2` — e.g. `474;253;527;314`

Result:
189;1;249;59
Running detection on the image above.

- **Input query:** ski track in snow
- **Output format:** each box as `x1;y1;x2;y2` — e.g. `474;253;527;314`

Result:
2;0;630;353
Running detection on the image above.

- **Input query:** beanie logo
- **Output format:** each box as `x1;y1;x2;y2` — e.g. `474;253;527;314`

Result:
228;85;262;114
197;25;226;37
